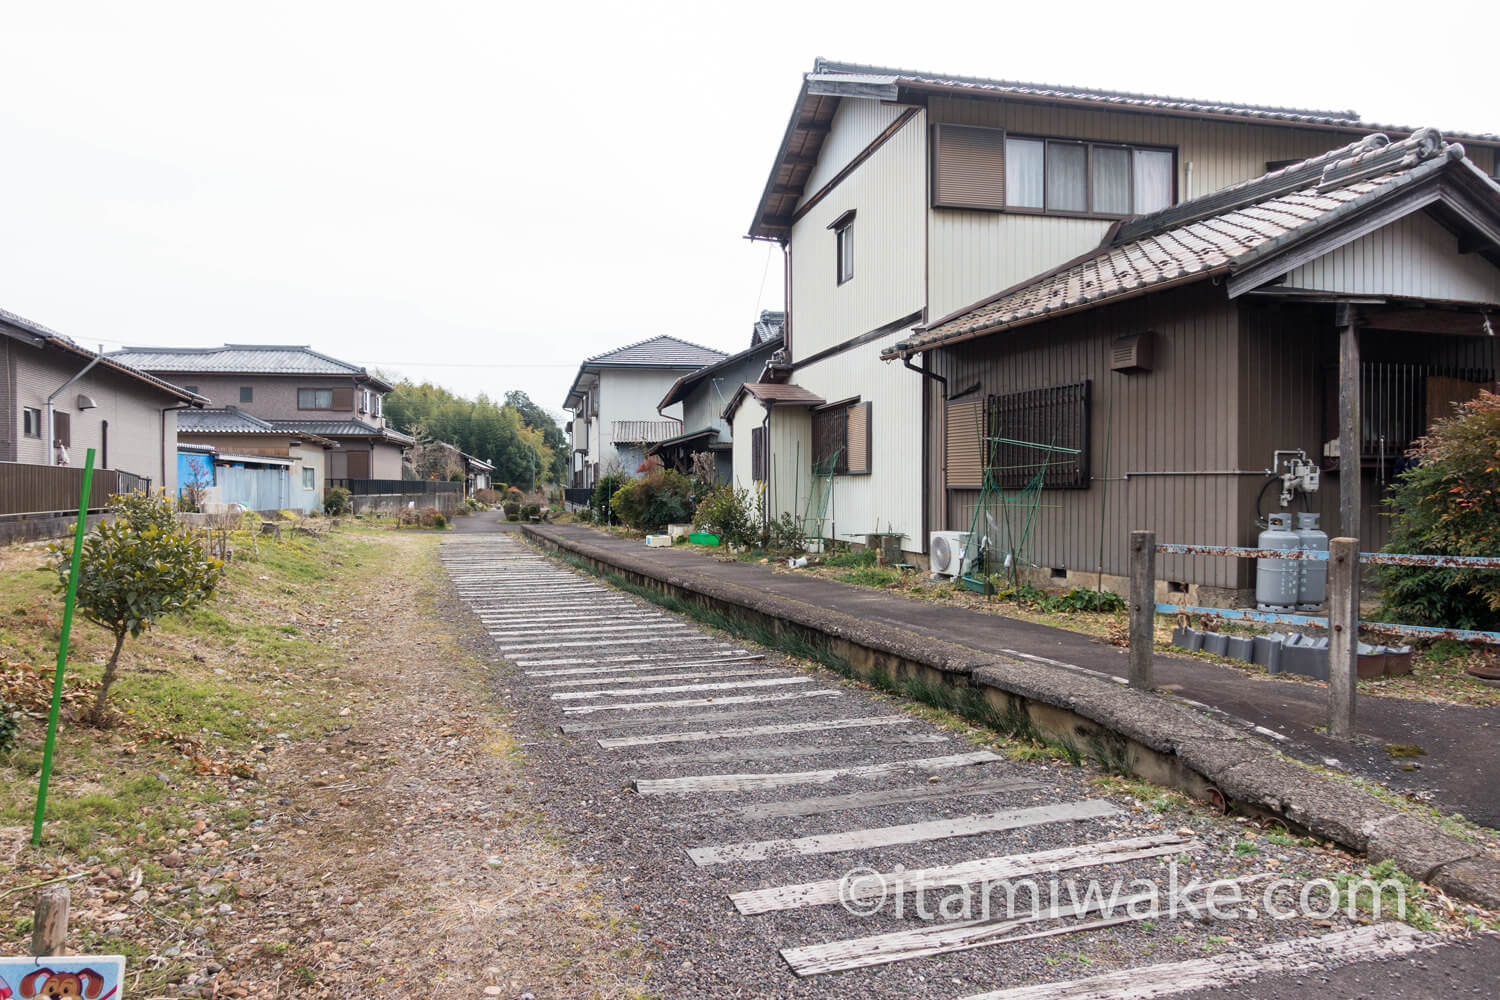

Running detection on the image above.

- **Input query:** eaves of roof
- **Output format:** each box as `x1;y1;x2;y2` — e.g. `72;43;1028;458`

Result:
656;336;783;411
645;427;720;455
0;308;206;405
720;382;827;422
749;59;1500;241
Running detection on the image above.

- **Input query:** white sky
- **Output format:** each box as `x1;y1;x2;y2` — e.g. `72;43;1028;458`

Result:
3;1;1497;423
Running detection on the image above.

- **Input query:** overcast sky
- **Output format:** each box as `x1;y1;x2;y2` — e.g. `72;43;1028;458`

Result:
3;2;1496;424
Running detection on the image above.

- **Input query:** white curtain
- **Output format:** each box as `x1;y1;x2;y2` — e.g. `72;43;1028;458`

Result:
1005;138;1044;209
1092;146;1131;215
1133;149;1174;213
1046;142;1088;212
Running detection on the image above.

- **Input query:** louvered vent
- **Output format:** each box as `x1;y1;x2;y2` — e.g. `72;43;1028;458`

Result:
933;124;1007;210
846;402;871;474
1110;332;1156;374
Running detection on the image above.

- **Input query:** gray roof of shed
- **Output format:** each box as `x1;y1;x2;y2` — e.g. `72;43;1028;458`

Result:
721;382;827;421
886;129;1500;358
109;344;394;391
179;408;339;447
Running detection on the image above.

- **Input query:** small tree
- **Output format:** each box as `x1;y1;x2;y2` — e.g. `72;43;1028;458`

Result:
1379;390;1500;630
51;492;224;725
180;456;213;512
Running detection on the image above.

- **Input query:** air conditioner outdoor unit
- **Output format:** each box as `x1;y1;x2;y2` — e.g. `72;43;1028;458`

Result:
929;531;971;578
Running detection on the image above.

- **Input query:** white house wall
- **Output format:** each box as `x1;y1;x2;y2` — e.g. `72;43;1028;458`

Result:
768;405;812;526
789;108;926;357
730;398;765;493
587;368;687;474
798;99;909;206
924;95;1407;320
796;330;924;552
1283;210;1500;303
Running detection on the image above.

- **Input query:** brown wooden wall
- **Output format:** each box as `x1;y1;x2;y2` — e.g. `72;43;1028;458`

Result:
929;282;1246;590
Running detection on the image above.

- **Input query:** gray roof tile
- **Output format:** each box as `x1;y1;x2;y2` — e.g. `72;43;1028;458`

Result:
584;335;728;368
109;344;393;390
271;418;414;445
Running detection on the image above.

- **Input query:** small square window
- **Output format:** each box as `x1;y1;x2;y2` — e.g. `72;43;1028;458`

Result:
239;386;254;403
23;407;42;438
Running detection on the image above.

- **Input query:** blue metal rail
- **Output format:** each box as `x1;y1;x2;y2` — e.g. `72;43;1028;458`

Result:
1155;605;1500;644
1156;542;1500;570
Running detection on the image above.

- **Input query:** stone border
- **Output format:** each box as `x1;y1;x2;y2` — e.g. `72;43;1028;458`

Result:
521;525;1500;910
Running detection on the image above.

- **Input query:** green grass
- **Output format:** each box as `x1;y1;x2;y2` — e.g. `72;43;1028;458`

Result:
1333;859;1435;929
837;567;901;588
822;548;877;569
1232;839;1260;856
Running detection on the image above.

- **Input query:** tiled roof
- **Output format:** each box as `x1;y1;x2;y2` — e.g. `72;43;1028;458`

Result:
584;335;728;368
657;334;782;410
752;310;785;347
886;129;1495;358
271;418;414;445
750;59;1500;240
0;307;203;403
722;381;826;421
179;408;339;447
109;344;393;391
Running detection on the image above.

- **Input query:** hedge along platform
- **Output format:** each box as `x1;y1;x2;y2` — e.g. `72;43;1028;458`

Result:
522;523;1500;910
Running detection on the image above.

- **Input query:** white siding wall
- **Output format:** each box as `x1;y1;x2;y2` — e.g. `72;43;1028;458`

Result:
789;108;926;357
1284;211;1500;303
796;330;924;551
595;368;688;472
798;100;909;205
924;95;1401;319
730;398;765;493
768;405;812;525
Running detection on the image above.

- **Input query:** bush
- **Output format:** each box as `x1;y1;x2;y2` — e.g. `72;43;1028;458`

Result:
503;502;521;521
761;511;805;553
610;468;694;532
475;488;503;506
432;512;448;529
0;699;17;753
1379;390;1500;630
323;486;352;516
51;491;224;724
694;487;759;548
589;472;632;526
520;504;541;521
1048;588;1126;614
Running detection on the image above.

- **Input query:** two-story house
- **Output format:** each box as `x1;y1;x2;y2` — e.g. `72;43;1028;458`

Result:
108;344;413;483
2;306;202;535
650;311;783;484
563;335;727;489
743;59;1500;566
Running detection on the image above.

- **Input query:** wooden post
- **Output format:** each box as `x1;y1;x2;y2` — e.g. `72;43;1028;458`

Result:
1327;537;1360;741
1337;306;1362;538
31;885;70;956
1128;530;1155;690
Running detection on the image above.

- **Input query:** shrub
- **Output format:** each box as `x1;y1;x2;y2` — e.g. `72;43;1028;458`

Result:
323;486;352;516
0;699;17;753
503;502;521;521
694;486;759;548
1379;390;1500;630
761;511;805;553
475;488;503;506
50;491;224;724
589;472;632;526
610;468;694;532
520;504;541;521
1048;588;1126;614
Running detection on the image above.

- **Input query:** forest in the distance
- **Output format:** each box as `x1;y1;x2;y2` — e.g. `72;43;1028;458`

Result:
380;379;567;488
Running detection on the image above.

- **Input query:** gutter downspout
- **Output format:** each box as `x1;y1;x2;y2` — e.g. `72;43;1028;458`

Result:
47;344;104;465
901;354;948;537
761;402;772;530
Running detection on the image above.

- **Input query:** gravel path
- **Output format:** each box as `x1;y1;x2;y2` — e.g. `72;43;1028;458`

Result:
442;532;1477;999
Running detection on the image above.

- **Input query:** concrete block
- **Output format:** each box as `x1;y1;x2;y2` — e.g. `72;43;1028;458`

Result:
1202;632;1229;656
1281;636;1328;681
666;523;693;540
1252;634;1285;673
1225;636;1255;661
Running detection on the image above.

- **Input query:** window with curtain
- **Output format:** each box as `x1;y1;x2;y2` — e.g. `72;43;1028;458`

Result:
934;124;1174;217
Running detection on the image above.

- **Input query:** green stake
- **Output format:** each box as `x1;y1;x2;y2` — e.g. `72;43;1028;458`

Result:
32;447;95;846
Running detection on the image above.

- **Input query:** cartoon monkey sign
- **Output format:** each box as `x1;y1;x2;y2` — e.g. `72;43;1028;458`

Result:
0;957;125;1000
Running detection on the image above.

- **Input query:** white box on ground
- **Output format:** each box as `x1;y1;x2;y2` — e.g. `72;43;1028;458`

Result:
646;534;673;547
667;523;693;539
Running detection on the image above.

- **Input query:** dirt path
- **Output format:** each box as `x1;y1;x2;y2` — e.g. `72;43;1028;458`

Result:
205;532;649;998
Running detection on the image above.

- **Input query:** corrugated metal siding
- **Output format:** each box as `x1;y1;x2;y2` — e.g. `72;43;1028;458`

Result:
796;329;925;551
924;95;1384;320
789;109;926;358
1284;212;1500;302
935;283;1243;589
768;406;813;524
216;464;291;512
800;99;909;206
0;341;14;462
